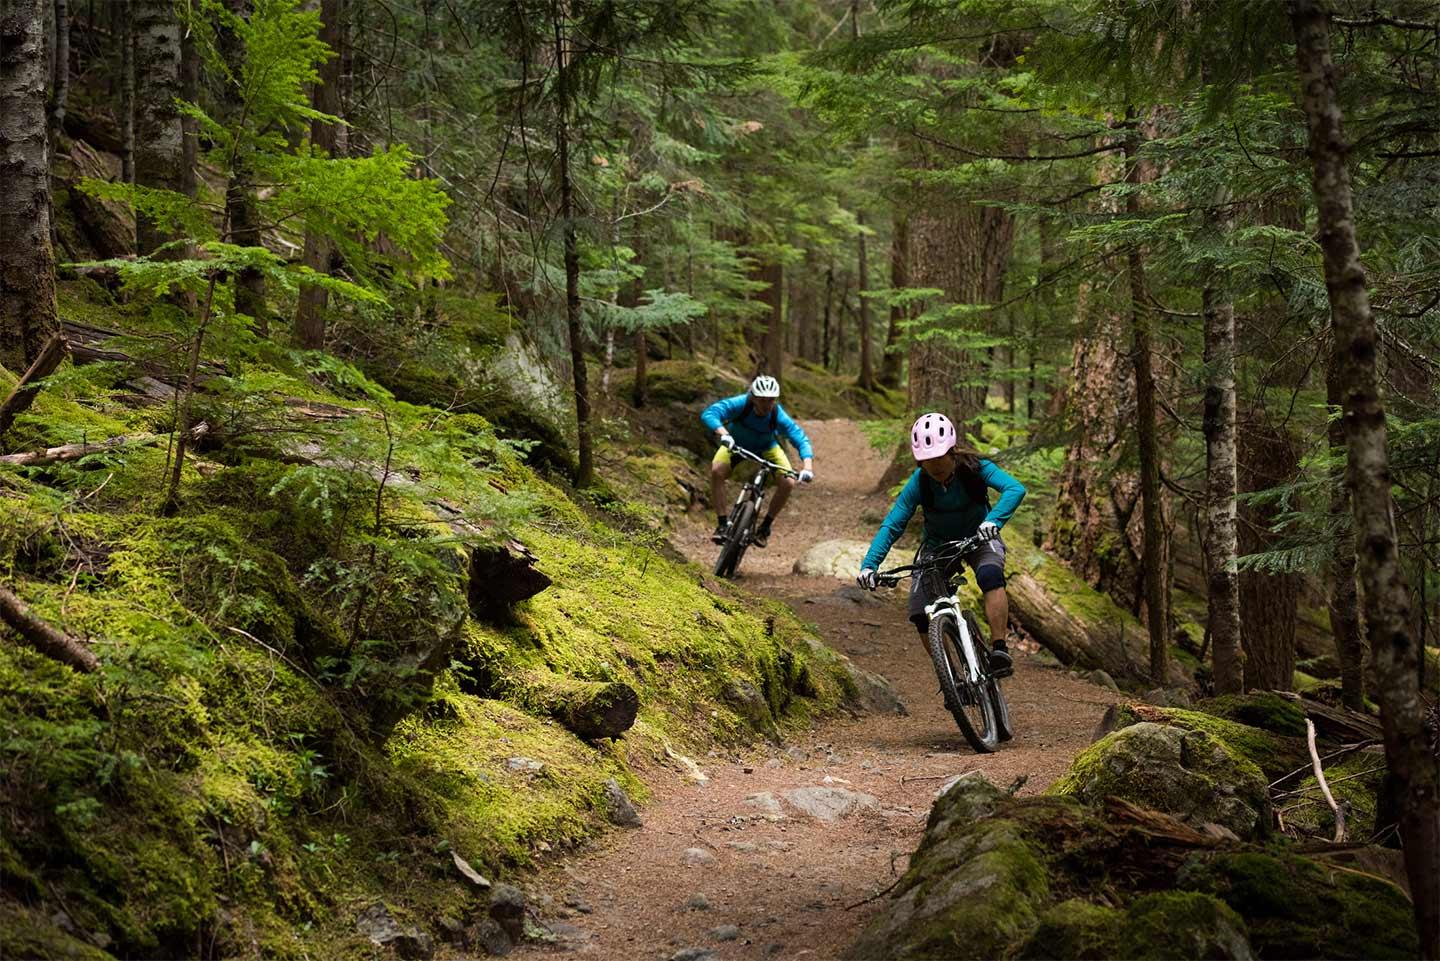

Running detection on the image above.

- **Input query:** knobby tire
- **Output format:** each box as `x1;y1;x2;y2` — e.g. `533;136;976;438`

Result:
964;610;1013;742
929;612;1000;753
714;500;755;578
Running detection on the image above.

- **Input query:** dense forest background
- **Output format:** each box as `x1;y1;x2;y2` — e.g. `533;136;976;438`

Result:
1;0;1438;957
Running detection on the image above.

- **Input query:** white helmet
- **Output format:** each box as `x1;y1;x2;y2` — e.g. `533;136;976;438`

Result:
750;375;780;398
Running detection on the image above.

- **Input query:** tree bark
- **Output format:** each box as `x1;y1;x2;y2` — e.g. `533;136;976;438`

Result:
0;584;98;673
0;0;62;373
1123;128;1169;685
132;0;184;256
218;0;267;335
119;0;133;183
1237;413;1300;692
757;258;783;379
880;213;907;388
294;0;344;348
1291;2;1437;954
821;257;834;371
1202;275;1243;695
47;0;67;138
553;6;592;487
856;211;875;389
1326;351;1365;710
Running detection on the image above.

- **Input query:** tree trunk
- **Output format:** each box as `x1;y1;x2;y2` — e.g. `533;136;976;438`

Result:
1202;273;1243;695
119;0;133;183
218;0;266;335
1123;128;1170;684
857;211;875;389
1237;413;1300;692
131;0;184;256
47;0;67;139
554;7;592;487
294;0;344;349
821;257;834;370
0;0;62;373
758;258;783;379
1326;351;1365;710
907;200;1014;424
1291;3;1437;953
880;213;907;388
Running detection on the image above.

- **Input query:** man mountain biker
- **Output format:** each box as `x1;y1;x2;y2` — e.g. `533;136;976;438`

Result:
701;375;815;548
856;412;1026;675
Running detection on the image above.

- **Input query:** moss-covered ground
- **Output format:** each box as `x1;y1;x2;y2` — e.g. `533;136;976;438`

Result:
0;285;857;960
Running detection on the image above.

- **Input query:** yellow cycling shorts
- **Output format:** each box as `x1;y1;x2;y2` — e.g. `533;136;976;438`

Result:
712;443;792;472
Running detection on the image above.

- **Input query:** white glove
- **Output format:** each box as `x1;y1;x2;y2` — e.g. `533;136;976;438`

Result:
719;434;736;451
976;521;1001;542
857;568;879;591
798;469;814;484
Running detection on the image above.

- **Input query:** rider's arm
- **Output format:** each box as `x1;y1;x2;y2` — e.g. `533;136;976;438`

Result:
776;407;814;460
979;460;1027;529
700;395;745;439
861;471;922;571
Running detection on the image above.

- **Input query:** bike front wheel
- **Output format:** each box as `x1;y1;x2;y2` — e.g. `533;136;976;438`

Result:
929;613;1001;753
713;500;755;578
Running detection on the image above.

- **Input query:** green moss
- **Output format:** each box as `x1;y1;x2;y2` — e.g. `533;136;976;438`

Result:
1019;899;1123;960
1112;702;1307;779
1178;851;1417;959
1048;723;1269;838
1196;692;1308;737
1115;891;1252;960
0;901;117;961
1284;753;1384;840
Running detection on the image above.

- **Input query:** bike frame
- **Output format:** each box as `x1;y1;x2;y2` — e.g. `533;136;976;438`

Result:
726;446;799;530
883;535;990;684
923;594;985;685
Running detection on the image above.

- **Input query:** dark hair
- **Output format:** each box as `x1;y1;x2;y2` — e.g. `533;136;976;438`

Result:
953;445;988;505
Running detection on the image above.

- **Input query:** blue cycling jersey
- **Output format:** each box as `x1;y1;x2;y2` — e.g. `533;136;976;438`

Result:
700;394;814;460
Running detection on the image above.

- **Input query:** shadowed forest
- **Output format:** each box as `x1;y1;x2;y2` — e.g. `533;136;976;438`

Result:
1;0;1437;958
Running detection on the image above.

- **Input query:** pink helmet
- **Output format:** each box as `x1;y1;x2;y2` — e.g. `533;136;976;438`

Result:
911;412;957;461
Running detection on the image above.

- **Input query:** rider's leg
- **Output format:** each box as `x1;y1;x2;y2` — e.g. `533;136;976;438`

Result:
754;446;795;546
710;454;732;523
981;585;1009;646
767;474;798;516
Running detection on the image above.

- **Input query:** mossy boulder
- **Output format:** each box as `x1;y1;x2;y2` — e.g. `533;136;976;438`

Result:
1049;723;1270;838
1100;701;1308;780
1177;851;1418;959
1195;692;1308;737
1114;892;1253;960
1020;899;1124;960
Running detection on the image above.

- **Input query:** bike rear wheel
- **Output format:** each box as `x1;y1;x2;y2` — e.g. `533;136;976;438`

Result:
713;500;755;578
929;613;1000;753
962;610;1013;743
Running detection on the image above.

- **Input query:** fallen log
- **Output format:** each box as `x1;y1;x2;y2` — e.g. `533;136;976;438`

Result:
1007;569;1155;682
0;584;99;672
0;433;161;466
517;671;639;740
1279;691;1383;743
0;334;69;439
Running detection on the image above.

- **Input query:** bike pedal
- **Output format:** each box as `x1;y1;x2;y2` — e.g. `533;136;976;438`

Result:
991;665;1014;679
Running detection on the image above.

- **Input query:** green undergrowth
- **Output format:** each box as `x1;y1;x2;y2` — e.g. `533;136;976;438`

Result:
1;313;856;959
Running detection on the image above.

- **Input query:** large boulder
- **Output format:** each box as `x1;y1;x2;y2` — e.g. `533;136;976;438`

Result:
1049;723;1270;839
793;540;872;579
1094;702;1308;780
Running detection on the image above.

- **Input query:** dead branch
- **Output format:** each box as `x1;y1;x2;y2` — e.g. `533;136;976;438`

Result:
0;433;162;466
0;334;69;439
0;583;98;672
1307;717;1347;843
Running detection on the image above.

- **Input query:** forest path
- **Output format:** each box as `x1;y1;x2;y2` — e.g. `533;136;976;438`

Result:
513;419;1119;960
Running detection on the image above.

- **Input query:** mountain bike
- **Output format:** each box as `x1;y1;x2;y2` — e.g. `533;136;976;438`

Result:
713;444;800;578
878;536;1013;753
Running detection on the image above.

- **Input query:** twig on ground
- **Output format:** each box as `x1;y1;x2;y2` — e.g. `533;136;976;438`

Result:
845;874;902;910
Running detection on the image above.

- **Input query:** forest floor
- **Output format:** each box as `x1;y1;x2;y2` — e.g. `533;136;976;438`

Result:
512;420;1121;960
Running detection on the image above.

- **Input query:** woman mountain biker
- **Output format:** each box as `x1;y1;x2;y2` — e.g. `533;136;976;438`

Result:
856;413;1026;675
701;375;815;548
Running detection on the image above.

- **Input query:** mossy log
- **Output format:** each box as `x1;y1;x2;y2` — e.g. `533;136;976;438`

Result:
520;671;639;740
1007;569;1150;681
0;584;99;672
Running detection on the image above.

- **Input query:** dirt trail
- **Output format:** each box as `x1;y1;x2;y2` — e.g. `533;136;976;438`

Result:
514;420;1119;960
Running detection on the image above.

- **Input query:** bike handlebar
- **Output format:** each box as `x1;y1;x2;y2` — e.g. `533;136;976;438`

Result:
729;444;802;479
876;534;987;586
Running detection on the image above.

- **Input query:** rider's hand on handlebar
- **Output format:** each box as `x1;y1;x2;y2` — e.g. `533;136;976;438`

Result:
857;568;879;591
719;433;737;451
977;521;1000;542
798;468;814;484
